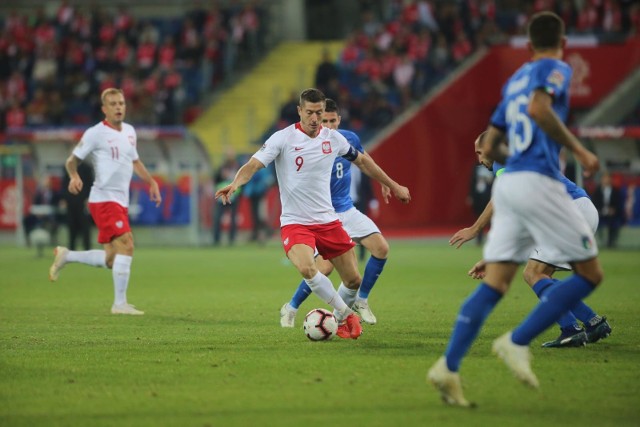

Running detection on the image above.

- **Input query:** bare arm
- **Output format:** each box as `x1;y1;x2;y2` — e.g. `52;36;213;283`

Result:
352;152;410;204
65;154;83;195
449;200;494;248
484;126;509;164
528;90;599;175
215;157;264;205
133;159;162;207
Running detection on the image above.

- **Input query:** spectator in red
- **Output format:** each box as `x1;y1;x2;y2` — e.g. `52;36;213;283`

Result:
137;34;157;77
114;35;133;69
158;36;176;70
25;89;49;126
5;101;26;129
452;32;473;63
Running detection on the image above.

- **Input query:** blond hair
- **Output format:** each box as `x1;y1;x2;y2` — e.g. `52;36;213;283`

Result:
101;88;124;105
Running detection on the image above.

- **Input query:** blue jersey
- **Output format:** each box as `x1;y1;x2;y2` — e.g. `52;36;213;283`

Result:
494;161;588;200
331;129;365;213
490;58;572;180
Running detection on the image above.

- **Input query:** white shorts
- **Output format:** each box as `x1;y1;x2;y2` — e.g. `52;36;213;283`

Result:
336;207;381;241
530;196;599;270
484;172;598;265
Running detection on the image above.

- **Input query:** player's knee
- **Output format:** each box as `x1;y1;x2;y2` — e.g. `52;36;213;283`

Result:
344;274;361;290
522;265;538;287
319;263;334;276
370;239;389;259
298;264;318;279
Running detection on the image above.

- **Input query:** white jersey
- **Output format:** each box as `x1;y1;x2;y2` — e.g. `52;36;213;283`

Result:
73;121;139;207
253;123;356;226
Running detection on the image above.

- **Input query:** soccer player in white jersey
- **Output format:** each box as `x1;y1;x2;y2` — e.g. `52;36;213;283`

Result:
280;98;392;329
48;88;162;315
450;132;611;348
428;12;604;407
216;88;410;339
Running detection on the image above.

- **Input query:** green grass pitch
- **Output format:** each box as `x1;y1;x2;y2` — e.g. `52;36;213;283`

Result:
1;240;639;427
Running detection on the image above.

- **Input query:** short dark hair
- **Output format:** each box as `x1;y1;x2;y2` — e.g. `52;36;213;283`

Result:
324;98;339;114
528;11;564;50
299;88;325;106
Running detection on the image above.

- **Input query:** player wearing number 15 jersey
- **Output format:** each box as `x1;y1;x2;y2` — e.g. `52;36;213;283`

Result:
428;12;604;407
48;88;162;316
215;88;410;340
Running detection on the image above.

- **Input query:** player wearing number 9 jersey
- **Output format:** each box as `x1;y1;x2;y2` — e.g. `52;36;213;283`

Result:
215;88;410;340
280;99;391;328
429;11;604;406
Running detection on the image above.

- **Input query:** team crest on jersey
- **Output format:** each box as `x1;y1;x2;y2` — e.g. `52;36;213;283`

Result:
128;135;135;146
322;141;332;154
581;235;593;250
260;143;267;151
547;69;565;88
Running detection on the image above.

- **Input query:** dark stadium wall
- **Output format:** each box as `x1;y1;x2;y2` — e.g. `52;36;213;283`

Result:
369;39;640;230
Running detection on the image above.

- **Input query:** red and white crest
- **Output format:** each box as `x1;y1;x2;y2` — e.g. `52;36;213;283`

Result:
322;141;332;154
128;135;136;146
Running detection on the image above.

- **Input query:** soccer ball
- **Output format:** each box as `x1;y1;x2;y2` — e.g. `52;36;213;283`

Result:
303;308;338;341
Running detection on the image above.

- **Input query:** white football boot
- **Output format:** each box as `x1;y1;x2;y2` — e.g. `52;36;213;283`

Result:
427;356;474;408
492;331;539;388
49;246;69;282
280;303;296;328
352;299;377;325
111;303;144;315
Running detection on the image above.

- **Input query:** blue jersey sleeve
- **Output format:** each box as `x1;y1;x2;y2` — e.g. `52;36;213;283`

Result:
530;58;571;100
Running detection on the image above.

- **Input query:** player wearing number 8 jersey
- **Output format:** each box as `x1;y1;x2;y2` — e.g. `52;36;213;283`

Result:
48;88;162;315
428;12;604;407
216;88;410;339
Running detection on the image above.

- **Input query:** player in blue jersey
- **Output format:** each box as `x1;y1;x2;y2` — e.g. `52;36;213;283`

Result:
450;132;611;348
428;12;604;407
280;98;391;329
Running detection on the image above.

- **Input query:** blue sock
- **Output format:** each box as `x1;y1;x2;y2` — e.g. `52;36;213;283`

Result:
512;274;596;345
445;283;503;372
531;278;580;330
290;280;312;309
568;301;597;324
358;255;387;299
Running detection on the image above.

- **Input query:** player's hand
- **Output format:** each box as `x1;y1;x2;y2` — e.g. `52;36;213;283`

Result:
68;177;83;195
381;184;391;204
449;227;477;249
149;180;162;207
393;185;411;204
467;259;486;280
575;148;600;177
215;184;237;205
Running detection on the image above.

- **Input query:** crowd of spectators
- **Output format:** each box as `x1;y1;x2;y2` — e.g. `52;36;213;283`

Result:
293;0;640;142
0;1;268;131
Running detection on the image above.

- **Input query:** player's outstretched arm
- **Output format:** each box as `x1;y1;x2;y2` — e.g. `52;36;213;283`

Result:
449;200;494;248
215;157;264;205
65;154;84;195
353;153;410;204
528;90;599;176
133;159;162;207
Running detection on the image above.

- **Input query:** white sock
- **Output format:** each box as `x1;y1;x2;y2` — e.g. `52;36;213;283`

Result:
304;272;350;320
337;283;358;308
66;250;107;268
112;254;132;306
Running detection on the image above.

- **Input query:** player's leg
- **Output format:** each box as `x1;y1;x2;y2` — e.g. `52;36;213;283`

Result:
429;262;516;407
329;248;363;339
280;255;334;327
508;179;602;356
522;260;587;347
339;208;387;324
287;243;351;316
109;231;142;315
49;202;109;282
352;233;388;324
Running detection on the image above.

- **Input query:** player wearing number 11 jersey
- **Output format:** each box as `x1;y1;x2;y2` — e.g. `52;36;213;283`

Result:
428;12;604;407
48;88;162;315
